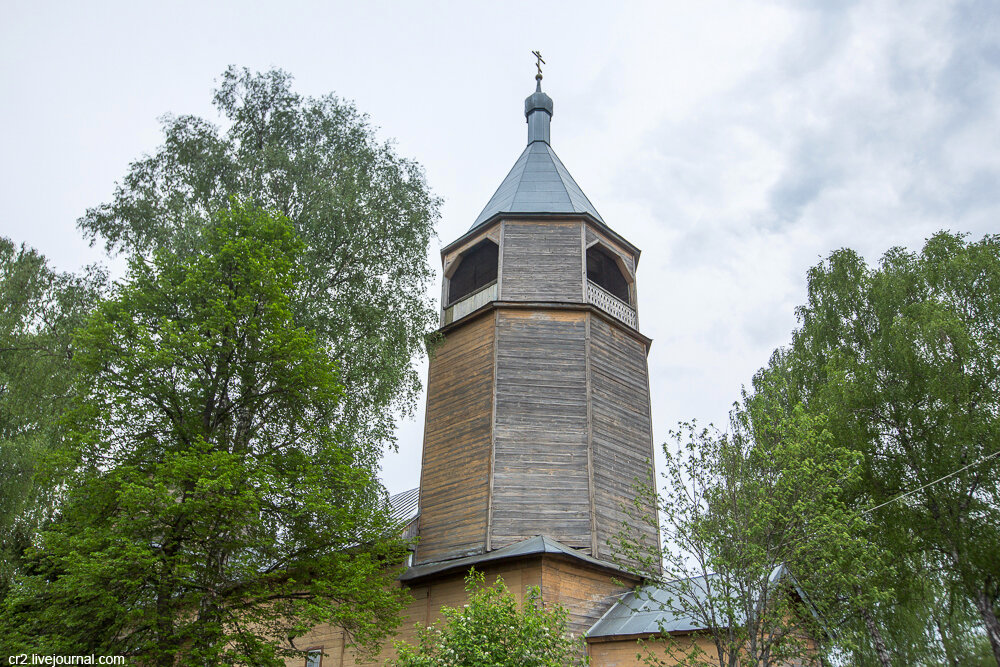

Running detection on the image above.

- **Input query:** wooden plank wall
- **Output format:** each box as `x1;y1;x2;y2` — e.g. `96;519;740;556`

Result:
415;313;494;564
501;221;584;302
491;309;593;551
541;557;636;639
588;635;720;667
588;315;658;567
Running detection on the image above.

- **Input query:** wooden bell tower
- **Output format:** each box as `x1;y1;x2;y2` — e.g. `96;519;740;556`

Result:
415;74;659;571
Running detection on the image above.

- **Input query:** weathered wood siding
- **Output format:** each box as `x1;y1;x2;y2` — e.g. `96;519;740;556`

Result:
541;557;637;639
588;314;658;566
500;220;584;302
490;309;593;551
587;635;720;667
415;313;494;564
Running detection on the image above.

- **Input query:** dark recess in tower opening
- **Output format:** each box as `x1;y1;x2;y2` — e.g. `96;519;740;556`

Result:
587;245;630;304
449;239;499;305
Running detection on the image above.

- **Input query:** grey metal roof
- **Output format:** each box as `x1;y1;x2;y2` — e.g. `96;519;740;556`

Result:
588;574;717;638
470;141;606;230
587;565;819;639
400;535;635;582
388;487;419;525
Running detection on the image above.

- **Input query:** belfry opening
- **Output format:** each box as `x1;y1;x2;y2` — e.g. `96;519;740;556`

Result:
587;243;631;304
447;239;498;305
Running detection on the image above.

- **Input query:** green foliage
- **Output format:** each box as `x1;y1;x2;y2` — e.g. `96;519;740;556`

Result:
0;203;408;665
753;231;1000;665
841;571;990;667
390;570;587;667
78;65;440;458
625;400;877;667
0;240;104;597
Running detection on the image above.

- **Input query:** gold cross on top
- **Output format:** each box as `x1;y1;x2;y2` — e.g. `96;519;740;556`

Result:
532;50;545;80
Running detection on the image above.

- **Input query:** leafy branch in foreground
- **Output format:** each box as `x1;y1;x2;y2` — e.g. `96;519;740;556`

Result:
390;570;588;667
0;202;407;666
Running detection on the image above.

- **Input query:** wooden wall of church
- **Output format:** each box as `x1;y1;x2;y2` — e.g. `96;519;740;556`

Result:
587;635;721;667
415;313;495;564
588;314;659;568
500;220;584;302
490;309;593;551
540;558;636;639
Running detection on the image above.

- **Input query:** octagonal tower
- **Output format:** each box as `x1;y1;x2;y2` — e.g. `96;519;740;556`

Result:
415;78;658;570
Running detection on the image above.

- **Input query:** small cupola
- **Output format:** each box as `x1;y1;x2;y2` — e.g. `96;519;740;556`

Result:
525;80;553;145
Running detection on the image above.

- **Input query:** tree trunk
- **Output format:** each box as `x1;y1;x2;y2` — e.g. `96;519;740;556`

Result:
934;616;960;667
860;604;892;667
973;589;1000;667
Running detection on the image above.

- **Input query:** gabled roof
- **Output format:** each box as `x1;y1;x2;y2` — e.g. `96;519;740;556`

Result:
587;564;827;639
587;573;715;638
470;141;605;230
400;535;635;583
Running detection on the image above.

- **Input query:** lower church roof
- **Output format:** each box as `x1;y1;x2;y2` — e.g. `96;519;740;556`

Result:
587;574;717;638
587;564;826;640
388;486;420;525
399;534;636;583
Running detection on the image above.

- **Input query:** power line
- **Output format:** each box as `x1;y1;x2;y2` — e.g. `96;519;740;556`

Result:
861;448;1000;516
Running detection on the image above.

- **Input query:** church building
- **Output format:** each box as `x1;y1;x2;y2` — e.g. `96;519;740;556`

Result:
289;71;704;667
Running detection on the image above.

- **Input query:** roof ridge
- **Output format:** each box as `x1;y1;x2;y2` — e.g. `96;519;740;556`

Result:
540;143;574;211
544;144;604;223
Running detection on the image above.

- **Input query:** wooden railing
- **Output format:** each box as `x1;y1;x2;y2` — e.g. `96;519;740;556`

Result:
443;280;637;329
587;281;637;329
442;282;498;325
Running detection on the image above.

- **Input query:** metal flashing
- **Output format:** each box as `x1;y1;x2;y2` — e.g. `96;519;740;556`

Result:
399;535;635;583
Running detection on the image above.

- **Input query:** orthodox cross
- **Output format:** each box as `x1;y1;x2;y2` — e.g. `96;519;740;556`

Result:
532;50;545;81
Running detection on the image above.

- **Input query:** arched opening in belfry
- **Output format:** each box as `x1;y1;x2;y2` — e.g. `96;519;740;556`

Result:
587;244;630;304
448;239;499;305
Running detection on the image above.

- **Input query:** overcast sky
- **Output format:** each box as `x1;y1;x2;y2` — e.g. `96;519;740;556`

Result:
3;0;998;495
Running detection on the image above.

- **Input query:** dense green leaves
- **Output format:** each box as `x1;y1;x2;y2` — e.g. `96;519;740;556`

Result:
0;203;408;665
0;240;104;597
625;401;876;667
79;65;440;456
390;570;587;667
752;231;1000;665
1;68;438;664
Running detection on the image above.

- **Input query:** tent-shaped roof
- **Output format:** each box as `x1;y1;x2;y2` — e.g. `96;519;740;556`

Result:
470;141;605;230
